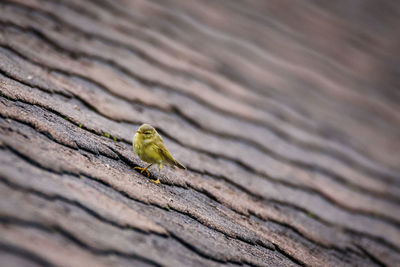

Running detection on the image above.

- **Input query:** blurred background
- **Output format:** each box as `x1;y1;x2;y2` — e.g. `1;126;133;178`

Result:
125;0;400;171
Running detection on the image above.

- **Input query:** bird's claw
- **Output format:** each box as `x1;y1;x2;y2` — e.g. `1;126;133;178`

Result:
134;166;150;177
151;178;161;184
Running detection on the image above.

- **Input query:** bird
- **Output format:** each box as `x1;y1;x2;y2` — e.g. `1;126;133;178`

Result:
133;123;186;184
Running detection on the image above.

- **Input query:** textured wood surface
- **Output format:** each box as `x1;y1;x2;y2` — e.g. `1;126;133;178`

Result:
0;0;399;266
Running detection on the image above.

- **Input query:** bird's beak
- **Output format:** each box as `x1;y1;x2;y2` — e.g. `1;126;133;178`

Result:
136;131;140;134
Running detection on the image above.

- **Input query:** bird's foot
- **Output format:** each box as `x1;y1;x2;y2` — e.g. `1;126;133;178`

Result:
134;166;150;177
151;178;161;184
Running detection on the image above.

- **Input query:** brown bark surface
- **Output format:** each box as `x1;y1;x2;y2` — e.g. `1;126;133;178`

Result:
1;0;400;266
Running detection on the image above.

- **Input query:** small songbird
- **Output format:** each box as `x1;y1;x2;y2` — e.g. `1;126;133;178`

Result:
133;124;186;184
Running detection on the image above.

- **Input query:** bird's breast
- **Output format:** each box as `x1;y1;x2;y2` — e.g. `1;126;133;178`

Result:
133;133;142;155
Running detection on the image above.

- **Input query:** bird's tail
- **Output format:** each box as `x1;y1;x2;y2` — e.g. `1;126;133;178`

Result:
174;160;186;169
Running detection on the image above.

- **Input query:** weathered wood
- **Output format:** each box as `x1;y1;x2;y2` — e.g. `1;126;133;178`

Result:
0;0;399;266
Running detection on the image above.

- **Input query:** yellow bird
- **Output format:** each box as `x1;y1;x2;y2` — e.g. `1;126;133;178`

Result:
133;124;186;184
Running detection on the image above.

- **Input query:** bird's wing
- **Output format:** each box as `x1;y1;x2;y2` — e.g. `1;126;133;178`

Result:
153;136;176;165
153;135;185;169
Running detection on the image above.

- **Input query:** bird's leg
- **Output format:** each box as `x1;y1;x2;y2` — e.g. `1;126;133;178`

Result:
151;163;162;184
134;163;153;177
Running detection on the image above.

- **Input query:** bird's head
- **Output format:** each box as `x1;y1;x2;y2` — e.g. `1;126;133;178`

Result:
136;124;156;139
